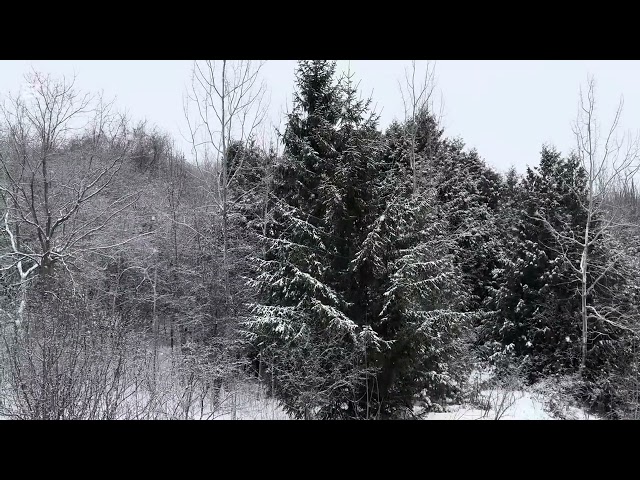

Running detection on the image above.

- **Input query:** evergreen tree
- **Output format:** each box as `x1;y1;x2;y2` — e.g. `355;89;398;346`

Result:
348;113;470;417
485;147;585;374
246;61;383;419
432;139;504;314
486;147;634;414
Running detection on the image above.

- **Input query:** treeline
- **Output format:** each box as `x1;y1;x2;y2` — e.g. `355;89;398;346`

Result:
1;61;639;419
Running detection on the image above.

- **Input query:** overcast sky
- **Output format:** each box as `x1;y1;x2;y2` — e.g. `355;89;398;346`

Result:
2;60;639;173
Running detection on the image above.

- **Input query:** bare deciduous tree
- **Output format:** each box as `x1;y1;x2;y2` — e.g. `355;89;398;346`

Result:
399;60;443;195
0;71;143;327
183;60;268;335
535;76;640;372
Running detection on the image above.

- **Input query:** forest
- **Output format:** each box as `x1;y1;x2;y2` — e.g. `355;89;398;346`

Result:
1;60;639;420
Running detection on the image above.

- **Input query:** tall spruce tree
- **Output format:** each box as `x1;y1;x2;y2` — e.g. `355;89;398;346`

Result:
245;61;383;419
349;111;471;417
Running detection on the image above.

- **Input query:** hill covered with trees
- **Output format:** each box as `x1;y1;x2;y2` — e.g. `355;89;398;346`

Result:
1;61;639;419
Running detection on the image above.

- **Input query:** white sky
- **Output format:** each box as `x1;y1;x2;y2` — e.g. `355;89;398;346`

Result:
2;60;640;174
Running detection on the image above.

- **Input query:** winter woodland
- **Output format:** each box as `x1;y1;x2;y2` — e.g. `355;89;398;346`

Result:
1;60;640;419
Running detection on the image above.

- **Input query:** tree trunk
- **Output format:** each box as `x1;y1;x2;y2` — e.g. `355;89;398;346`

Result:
581;260;588;372
221;60;229;336
580;206;591;374
153;267;158;384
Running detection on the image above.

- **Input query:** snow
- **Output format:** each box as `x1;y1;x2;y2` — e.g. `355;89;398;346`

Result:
0;351;599;420
419;391;548;420
420;387;597;420
414;367;599;420
211;390;290;420
0;380;598;420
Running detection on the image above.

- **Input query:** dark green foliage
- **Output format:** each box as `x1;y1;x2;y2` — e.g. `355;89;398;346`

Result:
485;148;590;373
482;147;636;415
246;61;382;419
351;119;472;416
248;61;474;418
431;139;504;312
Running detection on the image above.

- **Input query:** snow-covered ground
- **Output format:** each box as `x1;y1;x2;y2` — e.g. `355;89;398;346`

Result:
208;383;290;420
423;390;595;420
418;369;599;420
0;380;290;420
0;389;595;420
174;378;597;419
0;362;597;420
425;390;553;420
